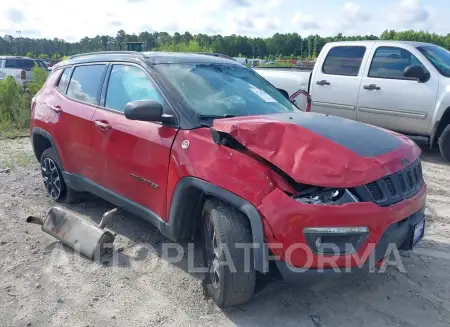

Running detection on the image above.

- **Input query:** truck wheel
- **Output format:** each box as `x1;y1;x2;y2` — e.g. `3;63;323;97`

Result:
439;124;450;162
202;198;256;308
40;148;81;204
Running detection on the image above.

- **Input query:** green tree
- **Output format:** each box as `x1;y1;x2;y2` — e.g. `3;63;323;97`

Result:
38;53;49;59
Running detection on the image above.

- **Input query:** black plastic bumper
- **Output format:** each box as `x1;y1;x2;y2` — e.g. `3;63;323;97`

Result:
275;206;426;282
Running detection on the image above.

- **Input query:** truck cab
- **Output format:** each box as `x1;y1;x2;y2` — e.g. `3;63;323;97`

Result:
256;41;450;162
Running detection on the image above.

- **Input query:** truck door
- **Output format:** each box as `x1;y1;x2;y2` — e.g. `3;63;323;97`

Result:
356;45;438;135
310;45;369;120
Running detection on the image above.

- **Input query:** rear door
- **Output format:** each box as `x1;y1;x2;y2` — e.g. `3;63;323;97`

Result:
310;45;371;120
91;63;178;219
356;45;438;135
48;64;107;182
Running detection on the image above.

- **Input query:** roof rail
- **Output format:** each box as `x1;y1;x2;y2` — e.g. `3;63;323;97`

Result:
194;52;236;61
68;51;146;59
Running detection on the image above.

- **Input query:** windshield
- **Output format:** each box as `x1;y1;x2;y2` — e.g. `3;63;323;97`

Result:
156;63;299;118
417;45;450;77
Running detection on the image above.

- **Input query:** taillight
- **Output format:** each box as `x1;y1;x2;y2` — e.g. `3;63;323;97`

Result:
290;89;312;112
20;70;26;80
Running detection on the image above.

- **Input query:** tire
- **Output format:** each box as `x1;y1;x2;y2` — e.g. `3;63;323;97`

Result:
202;198;256;308
439;124;450;162
40;148;81;204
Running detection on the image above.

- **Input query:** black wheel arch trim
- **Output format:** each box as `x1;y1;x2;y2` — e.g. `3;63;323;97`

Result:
168;177;269;273
31;127;64;169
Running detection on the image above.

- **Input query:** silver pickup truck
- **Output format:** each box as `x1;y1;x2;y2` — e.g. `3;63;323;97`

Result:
255;40;450;162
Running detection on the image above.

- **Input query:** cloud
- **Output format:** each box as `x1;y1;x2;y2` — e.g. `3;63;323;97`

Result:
389;0;429;25
110;20;122;27
233;17;254;29
292;12;319;30
5;8;26;23
228;0;251;7
126;0;145;2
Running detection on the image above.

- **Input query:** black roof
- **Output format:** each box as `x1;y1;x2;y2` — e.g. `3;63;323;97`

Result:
57;51;238;68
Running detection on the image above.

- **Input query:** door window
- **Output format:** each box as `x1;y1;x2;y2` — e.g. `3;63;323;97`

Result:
368;47;426;80
67;65;106;105
105;65;163;113
322;46;366;76
57;68;71;93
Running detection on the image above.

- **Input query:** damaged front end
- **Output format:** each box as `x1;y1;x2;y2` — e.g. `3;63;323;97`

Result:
209;113;426;270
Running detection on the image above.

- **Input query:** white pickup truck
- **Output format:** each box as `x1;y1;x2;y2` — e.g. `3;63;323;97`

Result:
254;40;450;162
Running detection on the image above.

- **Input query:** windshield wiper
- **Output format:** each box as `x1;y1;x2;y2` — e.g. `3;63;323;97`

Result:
197;114;236;119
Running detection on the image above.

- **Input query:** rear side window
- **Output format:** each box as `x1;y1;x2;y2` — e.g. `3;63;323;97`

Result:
322;46;366;76
57;68;71;93
368;46;426;79
67;65;106;105
105;65;163;112
5;59;35;71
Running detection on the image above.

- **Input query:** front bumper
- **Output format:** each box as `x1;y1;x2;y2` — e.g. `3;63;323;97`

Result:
258;184;427;271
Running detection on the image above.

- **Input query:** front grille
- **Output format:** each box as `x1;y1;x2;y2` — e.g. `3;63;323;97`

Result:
353;160;424;207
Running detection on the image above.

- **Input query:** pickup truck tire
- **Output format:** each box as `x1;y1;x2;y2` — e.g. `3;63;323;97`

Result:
40;148;81;204
202;198;256;308
439;124;450;162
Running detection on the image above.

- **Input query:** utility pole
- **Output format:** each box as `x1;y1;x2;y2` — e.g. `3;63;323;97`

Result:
16;31;22;55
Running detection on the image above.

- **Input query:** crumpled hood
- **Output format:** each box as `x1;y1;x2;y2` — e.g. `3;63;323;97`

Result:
213;113;421;188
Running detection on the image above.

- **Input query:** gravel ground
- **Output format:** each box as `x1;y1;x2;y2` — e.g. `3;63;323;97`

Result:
0;138;450;327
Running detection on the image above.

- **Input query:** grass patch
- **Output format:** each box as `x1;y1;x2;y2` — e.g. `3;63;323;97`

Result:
0;150;35;169
0;123;28;139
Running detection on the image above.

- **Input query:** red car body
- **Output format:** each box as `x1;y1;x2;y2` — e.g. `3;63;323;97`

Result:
31;52;427;281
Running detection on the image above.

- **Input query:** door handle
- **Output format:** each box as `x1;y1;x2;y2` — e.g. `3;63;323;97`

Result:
94;120;111;131
49;105;62;113
363;84;381;91
316;80;331;86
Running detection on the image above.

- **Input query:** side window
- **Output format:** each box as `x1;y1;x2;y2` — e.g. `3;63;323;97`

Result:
368;47;426;79
322;46;366;76
105;65;163;112
57;68;71;93
67;65;106;105
0;59;4;68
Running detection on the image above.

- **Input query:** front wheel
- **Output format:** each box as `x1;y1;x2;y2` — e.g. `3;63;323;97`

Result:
439;124;450;162
202;198;256;308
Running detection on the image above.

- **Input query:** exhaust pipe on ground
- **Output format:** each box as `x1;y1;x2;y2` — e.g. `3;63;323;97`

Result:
26;206;117;260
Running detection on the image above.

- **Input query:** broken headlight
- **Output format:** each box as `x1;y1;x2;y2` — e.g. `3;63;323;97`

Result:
294;189;359;205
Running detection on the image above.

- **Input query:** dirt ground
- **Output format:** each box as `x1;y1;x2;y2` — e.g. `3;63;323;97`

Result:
0;138;450;327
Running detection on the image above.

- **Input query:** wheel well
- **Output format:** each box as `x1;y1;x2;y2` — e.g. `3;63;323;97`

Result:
32;133;52;161
434;107;450;147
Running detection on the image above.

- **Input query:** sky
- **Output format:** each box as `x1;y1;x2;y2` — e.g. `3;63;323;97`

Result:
1;0;449;41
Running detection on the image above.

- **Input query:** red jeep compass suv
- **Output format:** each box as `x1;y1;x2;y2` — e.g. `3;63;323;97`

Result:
30;51;427;307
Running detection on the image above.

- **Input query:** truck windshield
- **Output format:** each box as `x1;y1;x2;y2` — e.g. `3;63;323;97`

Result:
417;45;450;77
156;63;299;118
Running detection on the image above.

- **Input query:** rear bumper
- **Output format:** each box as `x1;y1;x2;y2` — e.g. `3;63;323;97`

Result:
258;184;427;270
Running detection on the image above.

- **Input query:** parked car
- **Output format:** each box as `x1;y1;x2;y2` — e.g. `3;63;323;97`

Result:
0;56;36;85
255;41;450;162
30;51;427;307
34;59;51;71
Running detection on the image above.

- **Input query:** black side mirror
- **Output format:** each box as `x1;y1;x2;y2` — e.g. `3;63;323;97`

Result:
277;88;290;100
404;65;430;82
125;100;165;122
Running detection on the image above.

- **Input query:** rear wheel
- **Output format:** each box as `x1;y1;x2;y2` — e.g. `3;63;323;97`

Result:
40;148;81;203
439;124;450;162
202;198;255;308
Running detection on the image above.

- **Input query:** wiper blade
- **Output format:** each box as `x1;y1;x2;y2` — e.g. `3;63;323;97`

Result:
197;114;236;119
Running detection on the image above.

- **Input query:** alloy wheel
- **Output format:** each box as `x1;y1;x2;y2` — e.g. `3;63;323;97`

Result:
204;216;221;289
41;158;62;200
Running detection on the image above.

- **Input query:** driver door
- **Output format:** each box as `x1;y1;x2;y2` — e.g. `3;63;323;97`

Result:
91;63;178;219
357;46;438;135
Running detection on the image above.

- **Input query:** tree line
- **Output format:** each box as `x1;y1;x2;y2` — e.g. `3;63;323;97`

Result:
1;29;450;60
